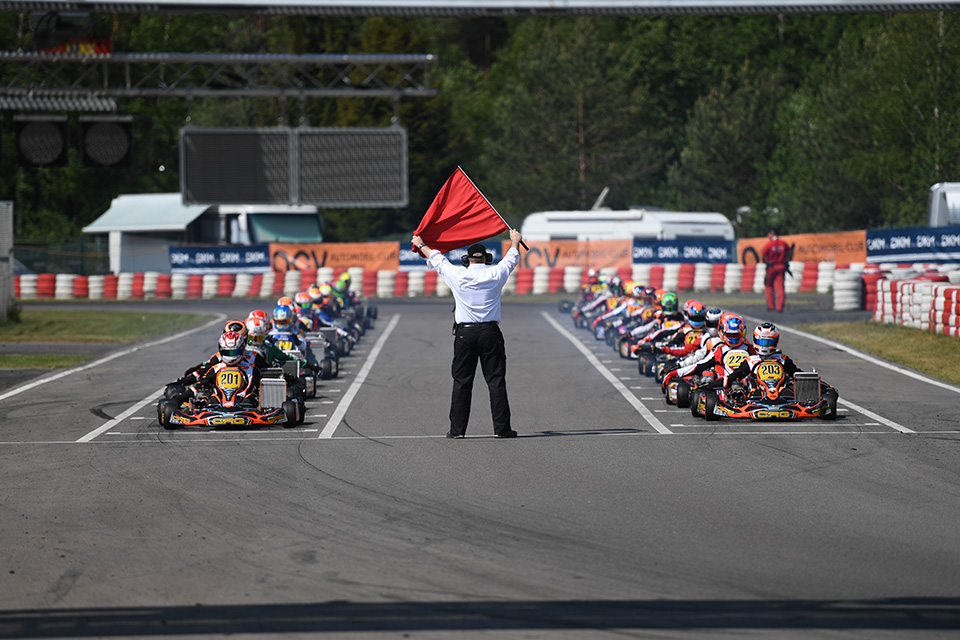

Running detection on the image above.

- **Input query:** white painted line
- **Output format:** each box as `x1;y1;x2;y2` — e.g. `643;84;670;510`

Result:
630;386;644;389
542;312;671;434
863;422;881;425
641;397;658;400
747;316;960;396
320;314;400;439
308;414;328;418
321;400;334;404
324;388;342;393
130;416;146;420
77;387;166;442
609;368;622;371
0;313;228;404
839;398;914;433
654;409;669;413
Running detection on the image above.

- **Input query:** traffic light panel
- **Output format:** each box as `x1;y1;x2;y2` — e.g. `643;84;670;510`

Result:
80;115;133;168
14;114;69;167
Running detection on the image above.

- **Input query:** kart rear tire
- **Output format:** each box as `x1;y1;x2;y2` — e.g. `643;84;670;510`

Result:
156;400;166;427
676;380;692;409
282;400;298;428
319;358;334;380
704;392;720;422
297;399;306;424
822;389;839;421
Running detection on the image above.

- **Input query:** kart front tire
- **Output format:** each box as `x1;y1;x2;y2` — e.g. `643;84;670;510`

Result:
690;389;703;417
676;380;692;409
162;402;178;430
704;392;720;422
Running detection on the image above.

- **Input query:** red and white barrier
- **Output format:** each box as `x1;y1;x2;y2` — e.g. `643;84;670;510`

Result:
10;261;855;302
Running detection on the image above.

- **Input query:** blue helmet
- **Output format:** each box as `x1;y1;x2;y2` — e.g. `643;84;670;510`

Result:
719;313;745;347
272;304;294;331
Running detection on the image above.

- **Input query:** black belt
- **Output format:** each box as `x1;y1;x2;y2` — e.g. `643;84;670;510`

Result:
457;321;498;328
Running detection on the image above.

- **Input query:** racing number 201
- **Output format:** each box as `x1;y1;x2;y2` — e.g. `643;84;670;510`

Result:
217;370;243;389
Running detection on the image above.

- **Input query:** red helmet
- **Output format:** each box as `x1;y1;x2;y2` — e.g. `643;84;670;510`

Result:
218;330;246;366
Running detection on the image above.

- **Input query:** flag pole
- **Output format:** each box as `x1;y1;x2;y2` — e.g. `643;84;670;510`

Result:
457;166;529;251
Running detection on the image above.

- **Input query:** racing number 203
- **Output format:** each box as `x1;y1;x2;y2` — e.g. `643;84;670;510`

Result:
757;362;784;381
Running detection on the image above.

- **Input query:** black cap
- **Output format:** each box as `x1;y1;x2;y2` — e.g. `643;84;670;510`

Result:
767;227;777;236
467;244;487;259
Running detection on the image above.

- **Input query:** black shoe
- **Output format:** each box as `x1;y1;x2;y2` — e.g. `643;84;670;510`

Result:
495;430;518;439
446;431;465;439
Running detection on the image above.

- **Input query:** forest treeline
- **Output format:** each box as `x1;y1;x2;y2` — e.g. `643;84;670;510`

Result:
1;10;958;242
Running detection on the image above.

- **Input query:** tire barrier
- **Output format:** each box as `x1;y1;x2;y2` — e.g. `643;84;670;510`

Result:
155;274;172;299
36;273;55;299
13;262;860;302
55;273;76;300
72;275;89;299
88;275;104;299
832;267;864;311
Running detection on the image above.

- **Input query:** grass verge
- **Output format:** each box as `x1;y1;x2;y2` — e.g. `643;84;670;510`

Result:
796;321;960;386
0;354;95;369
0;310;209;343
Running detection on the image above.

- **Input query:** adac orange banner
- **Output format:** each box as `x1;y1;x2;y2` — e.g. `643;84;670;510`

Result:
737;231;867;264
270;242;399;272
503;239;633;269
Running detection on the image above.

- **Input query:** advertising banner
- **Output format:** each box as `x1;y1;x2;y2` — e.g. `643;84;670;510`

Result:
866;226;960;263
270;242;399;272
737;231;866;264
509;239;632;270
169;244;271;273
400;243;506;271
632;238;734;264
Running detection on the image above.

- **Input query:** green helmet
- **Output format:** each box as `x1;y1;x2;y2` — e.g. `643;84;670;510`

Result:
660;291;678;314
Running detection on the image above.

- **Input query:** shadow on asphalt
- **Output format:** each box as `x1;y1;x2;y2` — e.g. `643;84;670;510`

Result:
1;598;957;636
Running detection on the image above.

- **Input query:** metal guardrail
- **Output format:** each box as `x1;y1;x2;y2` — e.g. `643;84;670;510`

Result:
0;51;437;102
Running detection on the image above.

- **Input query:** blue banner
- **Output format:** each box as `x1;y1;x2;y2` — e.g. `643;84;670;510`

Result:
169;244;271;273
866;226;960;263
632;238;733;264
399;243;504;271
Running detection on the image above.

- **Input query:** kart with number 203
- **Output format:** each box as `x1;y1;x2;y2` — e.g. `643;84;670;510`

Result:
695;358;839;422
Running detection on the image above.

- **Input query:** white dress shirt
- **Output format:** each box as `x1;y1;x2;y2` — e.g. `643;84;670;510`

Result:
427;248;520;323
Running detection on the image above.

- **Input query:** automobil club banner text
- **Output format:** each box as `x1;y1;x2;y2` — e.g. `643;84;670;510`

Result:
737;231;867;264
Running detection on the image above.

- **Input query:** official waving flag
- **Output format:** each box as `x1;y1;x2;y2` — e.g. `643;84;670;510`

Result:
413;167;509;253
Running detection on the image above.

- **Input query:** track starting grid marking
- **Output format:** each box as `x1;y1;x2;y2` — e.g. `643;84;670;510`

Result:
73;315;401;443
541;310;912;436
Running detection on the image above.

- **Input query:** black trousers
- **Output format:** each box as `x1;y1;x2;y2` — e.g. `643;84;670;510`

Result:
449;323;511;436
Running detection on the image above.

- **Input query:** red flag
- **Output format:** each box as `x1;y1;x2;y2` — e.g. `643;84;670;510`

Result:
413;167;508;253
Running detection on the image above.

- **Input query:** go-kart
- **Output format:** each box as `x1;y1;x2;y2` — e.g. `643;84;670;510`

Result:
157;366;299;429
697;362;839;422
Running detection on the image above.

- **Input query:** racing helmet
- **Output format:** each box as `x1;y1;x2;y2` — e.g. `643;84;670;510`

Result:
272;304;294;331
307;283;322;303
218;330;246;366
683;299;707;328
245;316;268;349
223;319;248;343
249;309;269;323
333;280;348;295
653;289;666;308
632;284;645;298
660;291;679;315
753;322;781;356
318;283;333;299
277;296;294;309
586;268;599;285
719;313;746;348
705;307;723;337
294;291;312;313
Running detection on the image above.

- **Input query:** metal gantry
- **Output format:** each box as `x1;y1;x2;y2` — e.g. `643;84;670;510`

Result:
0;51;438;107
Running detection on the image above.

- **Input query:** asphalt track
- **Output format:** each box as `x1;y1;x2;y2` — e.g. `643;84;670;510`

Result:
1;297;959;639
